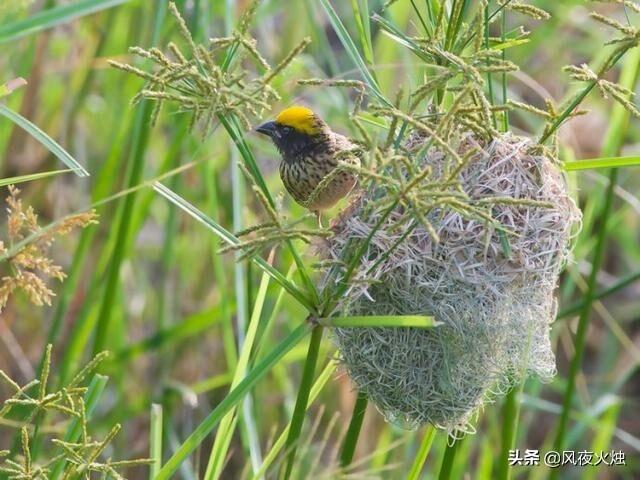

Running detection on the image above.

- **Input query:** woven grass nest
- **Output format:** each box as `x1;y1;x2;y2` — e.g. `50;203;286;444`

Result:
322;132;581;432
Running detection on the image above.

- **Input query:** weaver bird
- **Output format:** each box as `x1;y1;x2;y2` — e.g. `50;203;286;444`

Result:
256;106;360;224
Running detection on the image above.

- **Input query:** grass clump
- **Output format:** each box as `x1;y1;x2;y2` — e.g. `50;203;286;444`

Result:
109;1;310;131
0;346;150;479
88;0;640;474
0;186;98;313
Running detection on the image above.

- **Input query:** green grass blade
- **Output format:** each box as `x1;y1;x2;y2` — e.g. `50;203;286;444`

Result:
408;0;431;36
438;438;463;480
228;127;265;474
202;154;238;373
318;0;390;106
152;182;316;312
0;104;88;176
90;99;155;356
227;133;262;477
358;0;373;58
150;404;163;480
204;267;272;479
476;433;494;480
43;117;133;383
563;156;640;171
0;168;71;187
0;0;129;44
112;307;223;364
304;0;340;75
492;38;529;50
350;0;375;71
317;315;438;328
156;323;313;480
372;13;433;65
90;0;168;359
556;268;640;320
444;0;468;52
407;426;437;480
282;326;324;480
500;8;509;132
339;392;368;467
496;388;521;480
252;361;337;479
220;115;272;208
583;402;621;480
191;373;233;395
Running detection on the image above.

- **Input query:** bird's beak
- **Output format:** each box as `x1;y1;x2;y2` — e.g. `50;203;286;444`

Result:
256;120;277;137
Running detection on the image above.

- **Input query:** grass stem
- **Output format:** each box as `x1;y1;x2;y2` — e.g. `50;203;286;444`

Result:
282;326;324;480
496;387;521;480
438;437;463;480
407;426;436;480
339;392;368;468
150;404;163;480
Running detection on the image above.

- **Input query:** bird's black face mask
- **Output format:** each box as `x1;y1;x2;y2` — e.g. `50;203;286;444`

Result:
256;121;317;162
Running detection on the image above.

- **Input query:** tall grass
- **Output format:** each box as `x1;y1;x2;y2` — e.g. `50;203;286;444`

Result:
1;1;639;479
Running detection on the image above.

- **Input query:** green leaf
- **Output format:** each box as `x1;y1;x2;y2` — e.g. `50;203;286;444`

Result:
556;268;640;320
339;392;368;467
0;0;129;44
438;437;463;480
89;0;166;359
350;0;375;70
251;360;337;479
282;326;324;480
112;306;224;363
354;112;388;129
407;427;437;480
496;388;522;480
155;323;313;480
0;169;72;187
490;38;529;50
0;104;88;176
317;314;439;328
150;404;163;480
373;13;433;65
152;182;316;312
319;0;390;106
204;267;272;479
563;156;640;171
583;402;621;480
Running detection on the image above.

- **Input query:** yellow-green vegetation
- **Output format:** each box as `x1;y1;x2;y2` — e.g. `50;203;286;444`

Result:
0;186;97;312
0;1;34;16
1;1;640;479
0;346;149;479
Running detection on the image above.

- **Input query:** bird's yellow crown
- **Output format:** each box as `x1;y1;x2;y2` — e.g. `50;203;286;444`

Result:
275;106;321;135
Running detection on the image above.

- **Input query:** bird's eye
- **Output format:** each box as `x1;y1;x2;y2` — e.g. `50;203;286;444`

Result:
282;126;292;135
